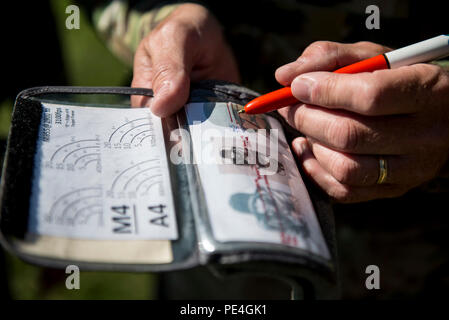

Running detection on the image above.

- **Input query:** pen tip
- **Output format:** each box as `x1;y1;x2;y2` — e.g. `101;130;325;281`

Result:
238;109;245;114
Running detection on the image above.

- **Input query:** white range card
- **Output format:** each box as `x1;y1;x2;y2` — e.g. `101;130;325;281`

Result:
29;103;178;240
185;102;330;260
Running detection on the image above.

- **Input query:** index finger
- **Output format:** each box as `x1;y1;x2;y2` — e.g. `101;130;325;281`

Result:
275;41;390;86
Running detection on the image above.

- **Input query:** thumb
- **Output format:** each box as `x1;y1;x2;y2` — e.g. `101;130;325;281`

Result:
150;64;190;117
131;31;193;117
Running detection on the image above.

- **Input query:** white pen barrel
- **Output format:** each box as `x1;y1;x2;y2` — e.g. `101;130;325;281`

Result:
385;35;449;68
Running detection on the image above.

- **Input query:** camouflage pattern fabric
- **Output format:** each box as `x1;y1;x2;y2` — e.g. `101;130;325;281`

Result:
91;1;182;66
89;0;448;87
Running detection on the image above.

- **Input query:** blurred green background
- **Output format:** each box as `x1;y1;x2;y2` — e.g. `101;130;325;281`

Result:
0;0;157;300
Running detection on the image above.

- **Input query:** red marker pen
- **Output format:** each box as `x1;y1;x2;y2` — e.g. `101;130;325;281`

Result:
239;35;449;114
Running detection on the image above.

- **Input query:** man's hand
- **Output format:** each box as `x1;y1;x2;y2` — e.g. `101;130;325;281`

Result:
131;3;240;117
276;41;449;203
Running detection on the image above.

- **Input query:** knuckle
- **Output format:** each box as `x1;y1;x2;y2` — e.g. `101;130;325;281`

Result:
302;41;340;70
354;40;374;47
355;41;388;53
360;80;383;114
152;64;173;84
404;64;444;107
419;64;444;87
326;118;360;152
419;63;441;76
309;41;335;54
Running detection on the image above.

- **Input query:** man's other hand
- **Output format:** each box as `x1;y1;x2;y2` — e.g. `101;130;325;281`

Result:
131;3;240;117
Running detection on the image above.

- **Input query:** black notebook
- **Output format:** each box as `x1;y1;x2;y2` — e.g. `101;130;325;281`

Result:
0;81;338;299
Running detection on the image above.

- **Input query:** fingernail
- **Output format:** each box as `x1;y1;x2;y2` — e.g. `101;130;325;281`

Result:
291;76;314;102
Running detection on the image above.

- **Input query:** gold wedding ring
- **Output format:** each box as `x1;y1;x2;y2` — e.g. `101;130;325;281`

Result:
377;157;388;185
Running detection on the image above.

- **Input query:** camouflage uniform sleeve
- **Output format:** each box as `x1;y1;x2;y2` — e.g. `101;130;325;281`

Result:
90;1;183;67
